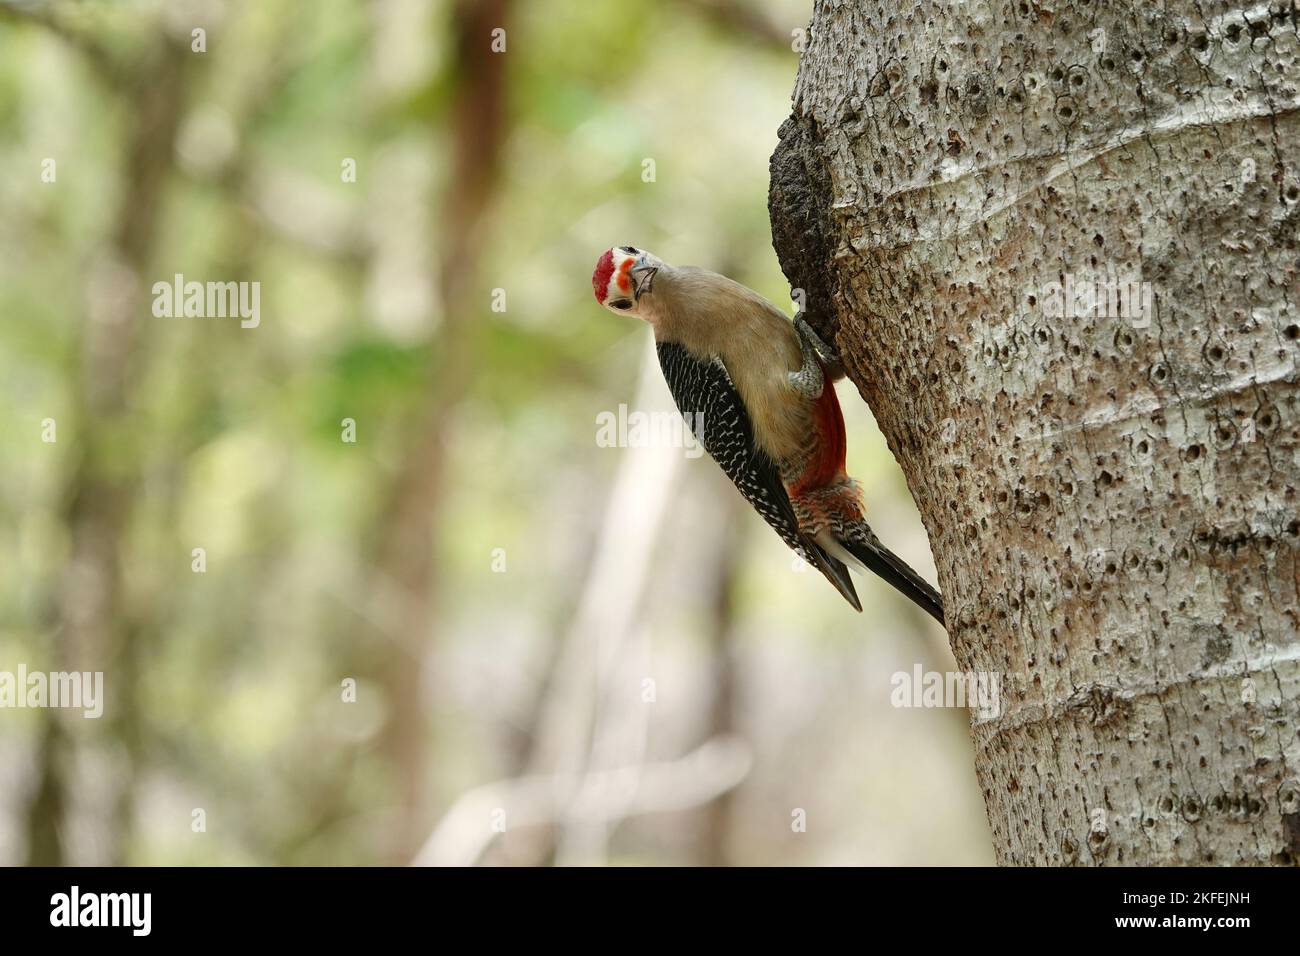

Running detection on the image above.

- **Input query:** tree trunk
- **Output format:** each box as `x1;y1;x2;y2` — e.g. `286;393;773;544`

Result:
770;0;1300;865
25;33;192;865
367;0;511;863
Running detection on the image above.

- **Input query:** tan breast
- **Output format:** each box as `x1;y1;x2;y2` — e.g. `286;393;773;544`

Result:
650;266;813;463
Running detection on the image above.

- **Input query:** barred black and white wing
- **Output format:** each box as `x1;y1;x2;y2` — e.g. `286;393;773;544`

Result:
656;341;861;611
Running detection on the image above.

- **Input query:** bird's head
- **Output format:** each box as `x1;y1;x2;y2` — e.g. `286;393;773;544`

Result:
592;245;663;319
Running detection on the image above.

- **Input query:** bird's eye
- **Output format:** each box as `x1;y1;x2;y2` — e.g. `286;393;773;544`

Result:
609;299;633;310
620;246;639;255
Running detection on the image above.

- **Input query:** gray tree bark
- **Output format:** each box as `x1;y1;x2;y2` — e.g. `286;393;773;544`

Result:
770;0;1300;865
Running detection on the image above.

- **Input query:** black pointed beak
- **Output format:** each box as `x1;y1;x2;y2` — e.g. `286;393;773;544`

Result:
630;259;657;300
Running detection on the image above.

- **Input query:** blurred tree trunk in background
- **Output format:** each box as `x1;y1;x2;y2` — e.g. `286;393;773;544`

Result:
770;1;1300;865
698;486;745;866
368;0;510;863
24;32;192;866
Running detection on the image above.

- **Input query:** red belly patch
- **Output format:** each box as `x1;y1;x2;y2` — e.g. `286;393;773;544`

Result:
791;370;847;496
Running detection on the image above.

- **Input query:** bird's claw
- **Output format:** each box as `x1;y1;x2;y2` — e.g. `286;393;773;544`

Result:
794;316;845;382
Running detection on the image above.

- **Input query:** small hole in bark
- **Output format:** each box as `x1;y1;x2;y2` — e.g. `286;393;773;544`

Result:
1186;443;1203;461
1284;324;1300;340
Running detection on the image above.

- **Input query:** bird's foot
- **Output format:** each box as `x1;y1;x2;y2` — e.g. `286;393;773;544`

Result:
788;317;827;398
794;316;845;382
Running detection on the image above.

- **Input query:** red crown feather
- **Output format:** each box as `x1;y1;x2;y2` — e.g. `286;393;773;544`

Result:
591;249;615;304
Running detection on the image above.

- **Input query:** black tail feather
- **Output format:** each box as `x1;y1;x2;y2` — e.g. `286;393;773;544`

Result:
804;538;862;612
842;535;945;626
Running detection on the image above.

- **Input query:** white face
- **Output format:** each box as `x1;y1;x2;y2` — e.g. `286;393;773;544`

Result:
592;246;661;319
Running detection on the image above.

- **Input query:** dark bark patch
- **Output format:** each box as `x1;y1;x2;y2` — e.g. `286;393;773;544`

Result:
1282;813;1300;859
768;115;838;347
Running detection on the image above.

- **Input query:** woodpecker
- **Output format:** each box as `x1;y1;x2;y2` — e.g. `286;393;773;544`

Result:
592;245;944;624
